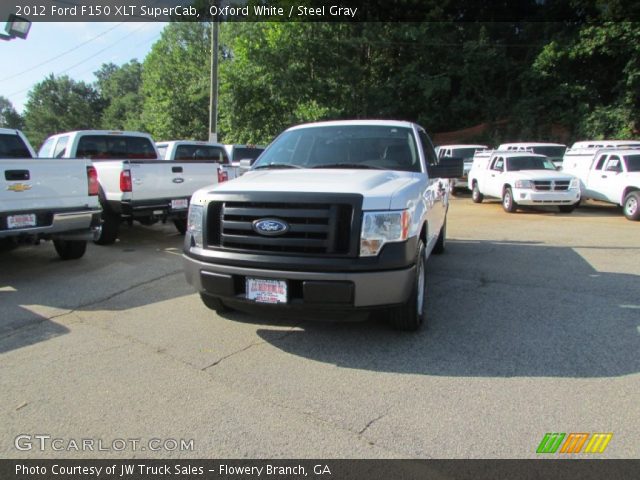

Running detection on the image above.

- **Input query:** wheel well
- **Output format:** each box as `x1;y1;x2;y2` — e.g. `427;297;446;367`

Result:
419;223;428;245
503;184;512;194
623;187;639;200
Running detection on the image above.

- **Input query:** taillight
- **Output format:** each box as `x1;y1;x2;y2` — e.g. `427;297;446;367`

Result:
217;167;228;183
87;166;99;196
120;169;132;192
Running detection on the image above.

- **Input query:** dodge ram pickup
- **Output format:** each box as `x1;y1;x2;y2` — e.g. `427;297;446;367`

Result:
468;150;580;213
1;128;101;259
183;120;462;331
562;147;640;220
40;130;222;244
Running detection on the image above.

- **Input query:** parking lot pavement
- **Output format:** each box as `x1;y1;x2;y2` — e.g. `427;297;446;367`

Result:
1;198;638;458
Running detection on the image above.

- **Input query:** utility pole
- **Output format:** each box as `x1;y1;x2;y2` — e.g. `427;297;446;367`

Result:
208;17;219;142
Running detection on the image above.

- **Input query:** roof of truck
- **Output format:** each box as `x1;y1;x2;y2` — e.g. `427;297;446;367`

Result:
570;140;640;149
437;144;488;149
288;119;416;131
498;142;566;148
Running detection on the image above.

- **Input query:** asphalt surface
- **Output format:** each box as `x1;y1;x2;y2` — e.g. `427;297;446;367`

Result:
1;196;639;459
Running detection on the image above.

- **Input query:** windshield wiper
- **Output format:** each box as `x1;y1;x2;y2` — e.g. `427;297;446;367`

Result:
312;163;384;170
253;163;303;170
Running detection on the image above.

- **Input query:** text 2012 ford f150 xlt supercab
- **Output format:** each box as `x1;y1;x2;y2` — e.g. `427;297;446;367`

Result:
183;120;462;331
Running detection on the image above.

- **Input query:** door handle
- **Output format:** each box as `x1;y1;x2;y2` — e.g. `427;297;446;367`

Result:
172;166;183;173
601;175;607;178
5;169;30;181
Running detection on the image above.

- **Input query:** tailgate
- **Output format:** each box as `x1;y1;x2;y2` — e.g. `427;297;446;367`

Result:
1;158;92;212
129;161;218;202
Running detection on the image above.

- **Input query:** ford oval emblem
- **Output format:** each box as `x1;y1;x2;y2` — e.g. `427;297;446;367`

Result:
252;218;289;236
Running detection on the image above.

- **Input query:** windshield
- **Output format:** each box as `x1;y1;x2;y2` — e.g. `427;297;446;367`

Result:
175;145;229;163
232;147;264;163
506;156;557;171
531;146;566;158
0;133;32;158
625;154;640;172
452;148;482;160
76;135;157;159
254;125;420;172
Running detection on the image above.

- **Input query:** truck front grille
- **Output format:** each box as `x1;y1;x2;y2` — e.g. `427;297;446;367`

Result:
533;180;570;191
205;194;361;257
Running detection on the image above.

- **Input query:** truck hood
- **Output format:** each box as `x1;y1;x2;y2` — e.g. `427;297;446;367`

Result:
201;169;421;210
509;170;576;181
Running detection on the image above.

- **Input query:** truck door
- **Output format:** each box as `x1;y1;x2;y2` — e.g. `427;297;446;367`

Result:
486;156;505;197
586;154;613;201
590;155;623;203
418;129;446;248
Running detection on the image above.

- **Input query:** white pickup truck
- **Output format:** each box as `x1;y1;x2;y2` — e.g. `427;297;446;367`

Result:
183;120;463;331
0;128;101;259
468;150;580;213
562;147;640;220
156;140;236;181
39;130;221;244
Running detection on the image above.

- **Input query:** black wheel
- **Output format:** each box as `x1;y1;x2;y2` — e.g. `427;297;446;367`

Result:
53;239;87;260
502;187;517;213
623;191;640;220
200;293;233;313
389;240;426;331
471;182;483;203
94;209;120;245
432;220;446;255
558;203;577;213
174;219;187;235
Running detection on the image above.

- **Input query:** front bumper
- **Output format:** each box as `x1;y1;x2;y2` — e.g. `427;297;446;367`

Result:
0;208;102;240
183;254;415;309
513;189;580;206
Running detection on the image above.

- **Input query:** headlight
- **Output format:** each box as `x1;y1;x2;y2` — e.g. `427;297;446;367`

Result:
360;210;410;257
569;178;580;189
187;204;204;248
514;180;533;189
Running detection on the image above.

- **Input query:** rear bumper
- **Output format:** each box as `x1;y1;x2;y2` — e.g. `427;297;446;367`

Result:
183;254;415;309
514;188;580;206
113;198;190;219
0;208;102;240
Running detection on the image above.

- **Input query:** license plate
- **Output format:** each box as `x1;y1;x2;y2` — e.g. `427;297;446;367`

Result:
171;199;188;210
246;278;287;304
7;213;36;229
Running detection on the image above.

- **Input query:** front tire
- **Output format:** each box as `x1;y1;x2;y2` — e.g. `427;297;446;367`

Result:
502;187;517;213
472;182;483;203
53;239;87;260
174;219;187;235
200;293;233;313
389;240;426;331
623;191;640;220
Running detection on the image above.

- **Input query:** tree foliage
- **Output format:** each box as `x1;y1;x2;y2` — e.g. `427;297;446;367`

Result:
95;60;144;131
22;75;104;148
0;96;23;130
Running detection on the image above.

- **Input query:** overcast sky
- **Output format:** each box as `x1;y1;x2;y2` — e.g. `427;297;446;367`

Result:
1;22;168;113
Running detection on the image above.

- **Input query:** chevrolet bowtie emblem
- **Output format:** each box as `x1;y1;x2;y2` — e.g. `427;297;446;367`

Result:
7;183;32;192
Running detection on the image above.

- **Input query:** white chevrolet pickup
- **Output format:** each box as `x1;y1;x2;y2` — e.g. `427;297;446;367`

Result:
468;150;580;213
40;130;221;244
183;120;463;331
562;147;640;220
0;128;101;259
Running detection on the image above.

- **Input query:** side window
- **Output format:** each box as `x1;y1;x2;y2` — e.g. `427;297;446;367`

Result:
594;155;607;170
53;136;69;158
605;156;622;172
418;129;437;167
491;157;504;171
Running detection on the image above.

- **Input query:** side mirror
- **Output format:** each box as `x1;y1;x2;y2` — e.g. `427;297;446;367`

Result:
428;157;464;179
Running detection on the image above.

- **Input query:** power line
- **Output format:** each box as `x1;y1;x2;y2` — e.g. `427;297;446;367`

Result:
6;24;155;99
0;23;125;83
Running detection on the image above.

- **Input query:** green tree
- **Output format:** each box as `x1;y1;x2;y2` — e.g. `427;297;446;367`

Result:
141;22;210;141
95;60;144;131
22;75;104;148
0;96;24;129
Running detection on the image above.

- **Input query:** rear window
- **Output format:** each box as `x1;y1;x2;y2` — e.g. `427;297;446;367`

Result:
76;135;157;160
0;133;32;158
531;146;566;158
175;145;229;164
232;147;264;164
